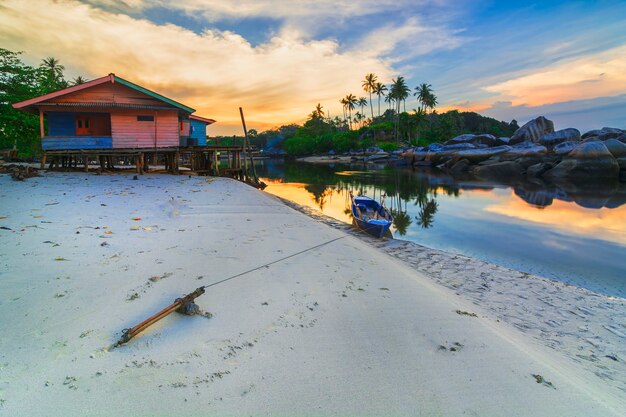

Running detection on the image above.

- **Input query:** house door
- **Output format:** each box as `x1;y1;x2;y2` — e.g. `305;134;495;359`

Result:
76;116;90;135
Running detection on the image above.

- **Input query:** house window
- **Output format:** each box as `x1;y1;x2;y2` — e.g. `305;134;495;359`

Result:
137;115;154;122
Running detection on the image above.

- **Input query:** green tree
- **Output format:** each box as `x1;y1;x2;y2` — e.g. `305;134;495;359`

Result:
362;73;377;120
343;94;357;130
357;97;367;127
39;56;68;92
72;76;87;85
0;49;42;155
373;82;387;117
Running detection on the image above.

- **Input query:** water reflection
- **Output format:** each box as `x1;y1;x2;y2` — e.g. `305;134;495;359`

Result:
257;159;626;297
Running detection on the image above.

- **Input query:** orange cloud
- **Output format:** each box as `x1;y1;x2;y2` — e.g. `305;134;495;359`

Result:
0;0;395;135
484;45;626;107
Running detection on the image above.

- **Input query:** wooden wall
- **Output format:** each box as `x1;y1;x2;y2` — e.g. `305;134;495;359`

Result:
53;82;167;106
111;110;179;148
47;112;76;136
190;119;207;145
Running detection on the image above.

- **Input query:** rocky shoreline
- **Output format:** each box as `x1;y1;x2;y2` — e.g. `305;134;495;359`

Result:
405;117;626;183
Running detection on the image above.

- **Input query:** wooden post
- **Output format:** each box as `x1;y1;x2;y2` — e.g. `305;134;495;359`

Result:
84;154;89;172
39;109;44;138
40;152;47;170
174;150;180;173
139;153;145;175
239;107;258;182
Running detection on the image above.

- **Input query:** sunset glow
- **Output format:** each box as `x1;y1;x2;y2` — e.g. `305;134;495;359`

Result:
1;0;625;134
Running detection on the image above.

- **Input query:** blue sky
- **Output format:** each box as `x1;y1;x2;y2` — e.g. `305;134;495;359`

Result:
1;0;625;134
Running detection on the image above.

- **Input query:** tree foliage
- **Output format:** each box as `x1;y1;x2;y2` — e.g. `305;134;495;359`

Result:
1;48;85;156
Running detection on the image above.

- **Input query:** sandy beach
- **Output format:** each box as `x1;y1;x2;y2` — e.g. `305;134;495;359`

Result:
0;172;624;416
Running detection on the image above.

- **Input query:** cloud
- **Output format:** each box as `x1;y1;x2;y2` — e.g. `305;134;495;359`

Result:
483;45;626;107
352;17;465;62
481;95;626;132
0;0;402;134
86;0;428;21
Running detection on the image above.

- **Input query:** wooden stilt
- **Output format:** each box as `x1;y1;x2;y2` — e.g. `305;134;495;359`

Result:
40;152;47;170
84;155;89;172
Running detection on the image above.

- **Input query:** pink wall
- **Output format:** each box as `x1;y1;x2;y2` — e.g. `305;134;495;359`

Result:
111;110;179;148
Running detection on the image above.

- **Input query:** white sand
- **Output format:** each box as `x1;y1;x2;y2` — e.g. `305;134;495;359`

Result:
0;172;624;416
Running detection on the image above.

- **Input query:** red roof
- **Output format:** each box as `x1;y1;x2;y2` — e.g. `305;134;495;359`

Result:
190;115;216;125
12;73;195;114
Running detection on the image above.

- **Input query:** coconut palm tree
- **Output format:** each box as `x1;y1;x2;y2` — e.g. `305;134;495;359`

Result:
344;94;358;130
362;73;377;120
373;82;387;117
40;57;65;79
72;76;87;85
415;83;438;113
390;77;409;141
340;98;348;128
357;97;367;127
39;57;67;91
424;92;438;113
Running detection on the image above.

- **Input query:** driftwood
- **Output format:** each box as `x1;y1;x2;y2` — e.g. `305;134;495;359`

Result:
0;164;39;181
113;286;208;348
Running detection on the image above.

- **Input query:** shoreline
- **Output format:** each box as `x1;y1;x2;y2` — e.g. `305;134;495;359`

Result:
0;172;624;416
276;195;626;393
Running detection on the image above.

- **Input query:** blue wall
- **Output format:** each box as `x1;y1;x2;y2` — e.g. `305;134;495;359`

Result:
190;119;207;146
42;137;112;150
47;112;76;136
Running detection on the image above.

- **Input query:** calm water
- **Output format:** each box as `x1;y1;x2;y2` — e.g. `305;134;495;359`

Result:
256;159;626;298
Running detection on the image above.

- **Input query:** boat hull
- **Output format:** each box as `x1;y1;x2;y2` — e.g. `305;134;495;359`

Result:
351;196;393;238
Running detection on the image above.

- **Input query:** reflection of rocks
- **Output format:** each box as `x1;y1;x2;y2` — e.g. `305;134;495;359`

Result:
473;161;524;179
513;180;625;209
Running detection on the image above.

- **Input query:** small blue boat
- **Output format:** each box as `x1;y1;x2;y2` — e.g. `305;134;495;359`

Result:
350;193;394;238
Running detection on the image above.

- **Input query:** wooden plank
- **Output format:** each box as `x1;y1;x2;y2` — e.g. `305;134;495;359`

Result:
42;136;113;150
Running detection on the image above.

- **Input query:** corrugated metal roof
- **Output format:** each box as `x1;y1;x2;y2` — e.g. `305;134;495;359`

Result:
39;102;180;111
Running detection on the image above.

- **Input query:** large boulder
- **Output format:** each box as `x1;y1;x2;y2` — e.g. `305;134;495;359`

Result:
442;143;476;151
510;116;554;145
452;146;511;163
495;137;511;146
599;131;624;141
553;141;578;156
540;128;581;148
544;141;619;180
603;139;626;158
616;134;626;143
503;143;548;158
473;134;498;147
473;161;524;178
582;127;624;140
445;134;476;145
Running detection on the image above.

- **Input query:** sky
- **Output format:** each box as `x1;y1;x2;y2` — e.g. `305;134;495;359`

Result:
1;0;625;135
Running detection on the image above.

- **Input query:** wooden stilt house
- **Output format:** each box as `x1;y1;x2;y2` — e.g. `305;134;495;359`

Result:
12;73;202;151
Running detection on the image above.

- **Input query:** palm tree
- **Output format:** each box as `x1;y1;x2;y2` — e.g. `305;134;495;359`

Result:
362;73;377;120
415;83;438;113
390;77;409;142
72;76;87;85
373;82;387;117
40;57;65;79
424;92;438;113
344;94;358;130
357;97;367;127
39;57;67;91
340;98;348;129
